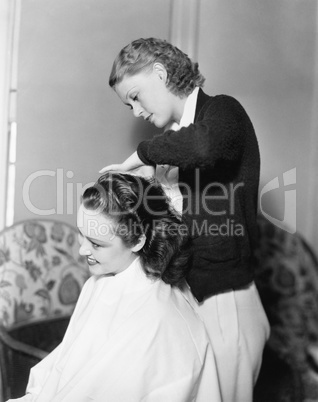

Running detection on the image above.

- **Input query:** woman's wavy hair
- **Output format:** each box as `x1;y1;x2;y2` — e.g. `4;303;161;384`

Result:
109;37;205;98
82;172;190;287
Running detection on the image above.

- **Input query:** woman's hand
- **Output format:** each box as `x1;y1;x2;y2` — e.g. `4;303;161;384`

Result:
99;163;126;173
99;164;155;178
99;151;147;174
132;165;155;178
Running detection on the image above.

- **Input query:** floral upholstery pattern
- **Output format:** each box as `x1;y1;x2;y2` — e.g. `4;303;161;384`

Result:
0;220;90;329
254;215;318;401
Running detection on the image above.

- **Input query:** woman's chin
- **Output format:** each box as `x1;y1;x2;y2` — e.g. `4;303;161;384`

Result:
155;120;168;129
89;265;101;276
89;265;116;277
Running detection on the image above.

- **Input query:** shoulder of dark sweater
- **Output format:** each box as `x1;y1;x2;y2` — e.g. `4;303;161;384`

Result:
195;88;251;122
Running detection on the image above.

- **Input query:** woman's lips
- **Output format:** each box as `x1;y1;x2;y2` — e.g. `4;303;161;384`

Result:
87;256;98;266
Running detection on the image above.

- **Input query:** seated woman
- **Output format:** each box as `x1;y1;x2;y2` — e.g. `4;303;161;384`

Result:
8;173;221;402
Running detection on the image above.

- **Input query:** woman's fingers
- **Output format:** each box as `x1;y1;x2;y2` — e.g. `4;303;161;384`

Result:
99;164;122;173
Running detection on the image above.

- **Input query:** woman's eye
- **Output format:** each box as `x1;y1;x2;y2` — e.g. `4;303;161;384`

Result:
91;242;101;249
133;95;138;102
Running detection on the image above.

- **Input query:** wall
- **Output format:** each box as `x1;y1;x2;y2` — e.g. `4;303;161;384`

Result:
14;0;168;227
12;0;318;248
198;0;318;242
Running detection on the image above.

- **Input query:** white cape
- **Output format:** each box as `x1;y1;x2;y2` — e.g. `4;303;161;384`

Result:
9;259;221;402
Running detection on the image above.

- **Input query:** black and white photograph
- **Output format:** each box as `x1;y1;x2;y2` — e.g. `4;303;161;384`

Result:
0;1;317;401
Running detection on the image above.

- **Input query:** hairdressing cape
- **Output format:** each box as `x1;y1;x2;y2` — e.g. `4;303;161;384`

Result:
8;258;221;402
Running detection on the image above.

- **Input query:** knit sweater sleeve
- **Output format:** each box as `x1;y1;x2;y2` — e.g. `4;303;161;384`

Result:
137;95;250;170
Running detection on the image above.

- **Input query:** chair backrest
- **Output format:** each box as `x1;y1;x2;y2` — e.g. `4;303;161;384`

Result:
254;215;318;399
0;219;89;329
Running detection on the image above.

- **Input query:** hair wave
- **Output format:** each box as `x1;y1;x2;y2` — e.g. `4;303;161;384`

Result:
82;172;191;287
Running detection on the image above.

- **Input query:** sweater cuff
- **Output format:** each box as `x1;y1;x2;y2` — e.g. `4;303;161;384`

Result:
137;141;155;166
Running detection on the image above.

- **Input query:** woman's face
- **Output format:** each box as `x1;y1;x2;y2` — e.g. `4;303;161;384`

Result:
115;65;184;128
77;204;137;277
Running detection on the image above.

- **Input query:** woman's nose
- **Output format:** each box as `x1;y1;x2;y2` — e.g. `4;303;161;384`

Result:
79;240;91;256
132;104;143;118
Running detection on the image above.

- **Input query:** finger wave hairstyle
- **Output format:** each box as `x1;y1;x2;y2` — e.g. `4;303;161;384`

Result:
109;37;205;98
82;172;191;287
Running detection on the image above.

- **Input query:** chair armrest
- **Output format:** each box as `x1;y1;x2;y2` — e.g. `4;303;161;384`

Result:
0;326;48;360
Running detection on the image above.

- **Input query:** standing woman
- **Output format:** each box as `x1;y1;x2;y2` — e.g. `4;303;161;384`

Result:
7;172;221;402
101;37;270;401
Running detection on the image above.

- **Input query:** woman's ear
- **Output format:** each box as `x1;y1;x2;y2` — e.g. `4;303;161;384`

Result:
153;62;167;83
131;235;146;252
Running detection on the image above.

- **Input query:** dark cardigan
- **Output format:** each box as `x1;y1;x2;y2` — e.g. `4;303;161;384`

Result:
137;89;260;302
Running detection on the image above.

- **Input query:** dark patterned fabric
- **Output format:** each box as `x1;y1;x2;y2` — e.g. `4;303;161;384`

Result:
254;215;318;401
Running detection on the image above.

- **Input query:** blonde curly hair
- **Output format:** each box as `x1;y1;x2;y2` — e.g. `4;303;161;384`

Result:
109;37;205;98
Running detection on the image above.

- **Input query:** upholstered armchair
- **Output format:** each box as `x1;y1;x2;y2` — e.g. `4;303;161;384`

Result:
254;215;318;402
0;219;89;401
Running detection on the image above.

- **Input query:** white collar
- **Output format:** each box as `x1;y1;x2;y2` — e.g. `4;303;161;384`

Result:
179;86;200;128
165;87;200;132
